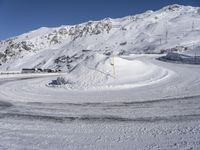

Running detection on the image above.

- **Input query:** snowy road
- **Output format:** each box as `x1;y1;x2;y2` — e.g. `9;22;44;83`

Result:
0;55;200;149
0;95;200;150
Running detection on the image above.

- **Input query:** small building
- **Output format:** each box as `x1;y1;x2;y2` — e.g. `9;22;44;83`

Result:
55;69;62;72
21;68;36;73
36;68;43;73
21;68;61;74
43;69;54;73
82;49;91;52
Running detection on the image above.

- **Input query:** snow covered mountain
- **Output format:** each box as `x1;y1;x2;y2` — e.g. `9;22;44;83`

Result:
0;4;200;71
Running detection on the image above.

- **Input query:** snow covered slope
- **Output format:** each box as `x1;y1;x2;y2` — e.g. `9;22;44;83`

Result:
0;4;200;71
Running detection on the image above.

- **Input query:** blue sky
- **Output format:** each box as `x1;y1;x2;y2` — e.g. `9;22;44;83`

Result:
0;0;199;40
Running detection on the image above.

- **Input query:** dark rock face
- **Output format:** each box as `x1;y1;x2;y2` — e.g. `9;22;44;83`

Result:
4;49;15;57
58;28;68;35
120;42;127;46
50;36;59;44
0;52;7;63
164;4;181;12
21;41;33;51
55;55;71;64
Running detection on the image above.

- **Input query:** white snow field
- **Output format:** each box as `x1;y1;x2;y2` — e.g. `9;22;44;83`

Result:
0;4;200;150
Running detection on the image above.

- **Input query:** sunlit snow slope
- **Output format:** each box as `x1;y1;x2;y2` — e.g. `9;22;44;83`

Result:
0;4;200;72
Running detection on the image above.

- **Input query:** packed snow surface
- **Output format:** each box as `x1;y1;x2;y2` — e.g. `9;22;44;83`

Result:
0;54;200;150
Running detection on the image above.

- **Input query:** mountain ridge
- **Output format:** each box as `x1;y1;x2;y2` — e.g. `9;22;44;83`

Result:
0;4;200;71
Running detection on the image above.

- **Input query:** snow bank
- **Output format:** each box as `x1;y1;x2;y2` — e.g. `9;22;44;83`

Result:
46;55;172;91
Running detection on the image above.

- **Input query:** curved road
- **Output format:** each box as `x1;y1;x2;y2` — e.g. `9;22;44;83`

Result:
0;55;200;150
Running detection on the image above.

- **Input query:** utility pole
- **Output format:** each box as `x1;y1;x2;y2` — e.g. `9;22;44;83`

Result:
159;37;162;45
111;52;116;79
164;20;168;44
156;35;162;45
165;30;168;44
192;21;195;31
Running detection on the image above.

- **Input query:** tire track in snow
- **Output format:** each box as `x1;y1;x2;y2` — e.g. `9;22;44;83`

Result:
1;113;200;123
25;94;200;108
0;94;200;123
